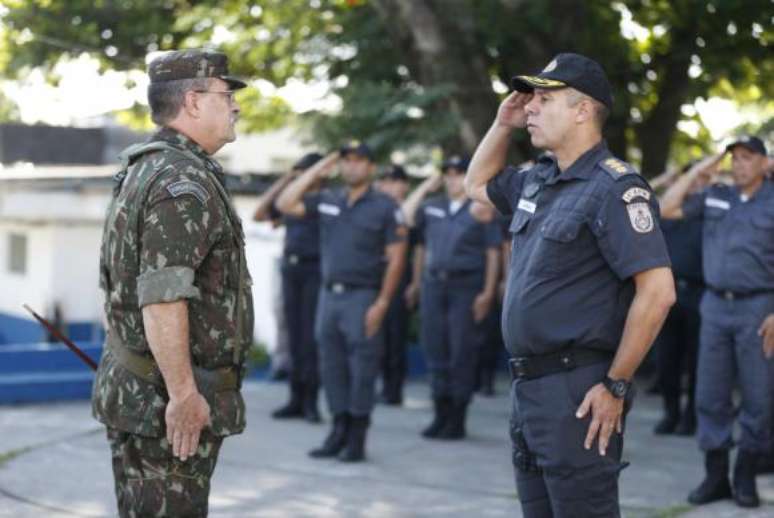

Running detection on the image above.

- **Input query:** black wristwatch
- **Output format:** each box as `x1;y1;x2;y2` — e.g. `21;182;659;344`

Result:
602;376;631;399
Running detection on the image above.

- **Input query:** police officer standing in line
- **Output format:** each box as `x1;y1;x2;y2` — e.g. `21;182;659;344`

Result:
465;53;675;517
403;155;502;439
661;135;774;508
277;141;407;462
759;312;774;474
92;49;254;517
375;164;413;405
649;161;709;436
254;152;324;423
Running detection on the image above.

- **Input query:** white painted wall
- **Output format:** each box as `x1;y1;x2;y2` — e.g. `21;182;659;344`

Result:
0;223;55;319
214;127;313;174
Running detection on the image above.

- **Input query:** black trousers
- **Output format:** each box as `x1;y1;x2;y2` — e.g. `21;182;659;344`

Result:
511;362;628;518
281;261;321;386
380;292;410;399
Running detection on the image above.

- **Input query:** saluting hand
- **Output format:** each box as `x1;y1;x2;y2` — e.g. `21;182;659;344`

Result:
576;383;624;456
758;314;774;359
364;298;390;339
496;91;533;129
166;390;211;461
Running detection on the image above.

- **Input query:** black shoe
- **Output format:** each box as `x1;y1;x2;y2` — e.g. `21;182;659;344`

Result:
438;400;468;440
422;397;450;439
733;450;760;508
675;410;696;436
478;370;496;397
309;413;350;458
338;414;370;462
653;397;679;435
688;449;732;505
271;382;304;419
303;383;321;423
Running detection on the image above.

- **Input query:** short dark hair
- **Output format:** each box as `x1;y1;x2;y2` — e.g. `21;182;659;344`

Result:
147;77;209;125
566;88;609;130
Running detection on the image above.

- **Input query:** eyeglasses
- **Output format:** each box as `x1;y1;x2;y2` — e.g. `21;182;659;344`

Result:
194;90;237;103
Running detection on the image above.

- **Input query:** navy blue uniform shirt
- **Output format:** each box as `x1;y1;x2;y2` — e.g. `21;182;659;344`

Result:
304;186;406;287
682;179;774;293
415;196;503;274
661;218;703;284
486;141;671;356
271;192;321;259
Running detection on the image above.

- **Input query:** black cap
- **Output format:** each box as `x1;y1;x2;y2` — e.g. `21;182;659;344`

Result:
510;53;613;110
380;164;409;182
441;155;470;173
340;139;374;161
725;135;767;156
292;152;323;171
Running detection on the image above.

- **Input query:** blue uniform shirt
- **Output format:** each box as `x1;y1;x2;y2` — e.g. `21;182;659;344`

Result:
660;218;703;284
486;141;671;356
682;180;774;293
415;196;503;274
271;192;321;260
304;186;406;287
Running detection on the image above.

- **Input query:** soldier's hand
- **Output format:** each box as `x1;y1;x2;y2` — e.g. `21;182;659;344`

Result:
496;91;532;129
758;314;774;358
364;298;389;338
404;282;420;309
472;292;493;323
165;390;211;461
576;383;624;456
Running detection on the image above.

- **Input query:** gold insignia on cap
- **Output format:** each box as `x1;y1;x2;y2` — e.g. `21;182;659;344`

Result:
543;59;558;73
517;75;566;88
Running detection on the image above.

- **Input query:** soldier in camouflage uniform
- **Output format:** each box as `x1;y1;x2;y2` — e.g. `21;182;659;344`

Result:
91;49;254;518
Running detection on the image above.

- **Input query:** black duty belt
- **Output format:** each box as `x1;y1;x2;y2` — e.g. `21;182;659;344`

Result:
285;253;319;265
428;269;480;281
325;281;379;294
708;287;772;301
508;349;613;381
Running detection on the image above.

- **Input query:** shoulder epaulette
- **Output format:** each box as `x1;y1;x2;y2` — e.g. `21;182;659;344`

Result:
599;157;637;180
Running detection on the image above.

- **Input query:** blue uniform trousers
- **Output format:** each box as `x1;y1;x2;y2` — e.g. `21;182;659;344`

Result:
696;290;774;452
420;275;483;402
511;362;627;518
315;287;384;416
281;261;320;386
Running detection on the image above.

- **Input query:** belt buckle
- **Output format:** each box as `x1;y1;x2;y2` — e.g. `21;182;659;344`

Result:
559;352;576;371
288;254;300;265
332;283;345;294
510;358;530;379
723;290;734;301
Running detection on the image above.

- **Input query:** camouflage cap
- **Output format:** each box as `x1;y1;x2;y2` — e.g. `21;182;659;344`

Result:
148;49;247;90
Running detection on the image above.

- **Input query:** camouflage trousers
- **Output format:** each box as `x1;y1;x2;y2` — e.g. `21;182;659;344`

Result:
106;427;223;518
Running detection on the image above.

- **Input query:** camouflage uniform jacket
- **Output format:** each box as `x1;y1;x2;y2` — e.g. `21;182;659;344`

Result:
92;127;254;438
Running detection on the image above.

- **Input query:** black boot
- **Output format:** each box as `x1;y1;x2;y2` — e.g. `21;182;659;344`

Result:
438;399;468;440
756;451;774;475
479;369;495;397
303;383;321;423
338;414;370;462
733;450;760;508
675;399;696;436
653;396;680;435
422;397;450;439
271;381;304;419
309;413;350;458
687;449;732;505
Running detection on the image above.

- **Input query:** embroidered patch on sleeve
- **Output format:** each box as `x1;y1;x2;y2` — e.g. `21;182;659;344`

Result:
621;187;651;203
626;202;654;233
166;180;210;204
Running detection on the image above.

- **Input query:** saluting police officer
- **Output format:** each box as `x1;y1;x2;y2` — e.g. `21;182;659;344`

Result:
465;53;675;517
254;152;324;423
277;141;407;462
661;136;774;509
404;156;502;439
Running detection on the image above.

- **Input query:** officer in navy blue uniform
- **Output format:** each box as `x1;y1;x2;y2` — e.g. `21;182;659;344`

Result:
408;155;502;440
255;152;325;423
375;164;412;405
277;141;407;462
661;135;774;508
465;53;675;517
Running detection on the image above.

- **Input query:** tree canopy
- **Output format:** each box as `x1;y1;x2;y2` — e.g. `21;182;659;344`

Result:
0;0;770;174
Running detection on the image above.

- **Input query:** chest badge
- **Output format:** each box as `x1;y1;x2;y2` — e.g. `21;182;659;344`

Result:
626;202;654;233
524;182;540;199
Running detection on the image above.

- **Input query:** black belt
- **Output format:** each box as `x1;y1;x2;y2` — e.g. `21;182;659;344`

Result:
428;269;480;281
675;277;703;290
285;253;319;265
508;349;613;381
325;281;378;294
708;287;771;301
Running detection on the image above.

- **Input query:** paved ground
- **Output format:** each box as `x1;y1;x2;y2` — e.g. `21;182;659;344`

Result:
0;379;772;517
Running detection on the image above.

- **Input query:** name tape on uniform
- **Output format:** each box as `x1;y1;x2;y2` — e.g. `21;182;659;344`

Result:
621;187;650;203
705;197;730;210
166;180;210;205
517;198;537;214
424;207;446;218
318;203;341;216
